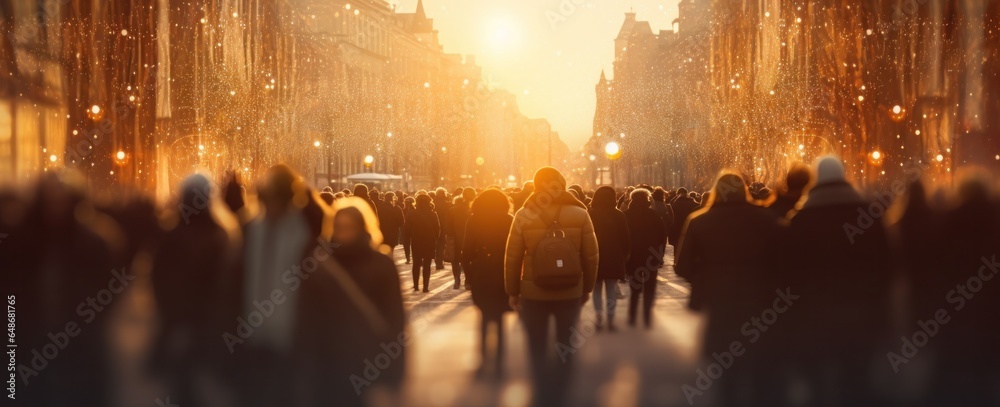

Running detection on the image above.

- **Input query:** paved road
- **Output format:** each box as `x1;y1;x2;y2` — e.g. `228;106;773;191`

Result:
107;246;707;407
395;245;705;407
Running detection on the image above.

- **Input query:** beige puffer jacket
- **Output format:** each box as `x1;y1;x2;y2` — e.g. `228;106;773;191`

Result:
504;191;600;300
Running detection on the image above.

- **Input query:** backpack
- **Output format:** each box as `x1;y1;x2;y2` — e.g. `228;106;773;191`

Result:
532;206;583;289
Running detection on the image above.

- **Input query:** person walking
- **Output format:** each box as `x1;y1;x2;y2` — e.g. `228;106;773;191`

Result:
504;167;599;407
447;188;476;288
432;188;451;270
404;193;440;292
462;189;514;378
400;196;415;264
379;191;404;252
295;197;406;406
239;164;312;406
784;156;893;406
587;186;630;331
668;187;698;250
623;188;667;329
150;174;240;406
674;172;785;405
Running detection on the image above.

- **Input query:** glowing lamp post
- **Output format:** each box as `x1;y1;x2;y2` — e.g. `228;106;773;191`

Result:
605;142;621;185
364;154;374;172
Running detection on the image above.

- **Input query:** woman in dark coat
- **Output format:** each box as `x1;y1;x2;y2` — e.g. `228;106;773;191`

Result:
785;156;892;406
674;172;784;405
295;197;405;406
588;186;630;331
403;193;439;292
462;189;514;377
623;188;667;328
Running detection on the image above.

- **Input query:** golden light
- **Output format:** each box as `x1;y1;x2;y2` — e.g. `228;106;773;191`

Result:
487;18;521;53
889;104;906;122
604;141;622;160
313;140;321;147
87;104;104;121
49;154;57;163
507;175;516;182
441;146;447;153
935;154;944;162
475;157;485;166
363;155;374;166
116;150;126;160
589;154;596;161
871;151;881;161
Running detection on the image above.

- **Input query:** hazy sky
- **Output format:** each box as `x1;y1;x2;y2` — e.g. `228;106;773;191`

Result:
393;0;679;150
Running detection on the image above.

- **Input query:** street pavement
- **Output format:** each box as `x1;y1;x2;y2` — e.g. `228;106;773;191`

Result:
395;245;705;407
106;246;709;407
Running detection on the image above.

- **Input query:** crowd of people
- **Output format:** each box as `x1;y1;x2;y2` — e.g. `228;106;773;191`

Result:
2;155;999;406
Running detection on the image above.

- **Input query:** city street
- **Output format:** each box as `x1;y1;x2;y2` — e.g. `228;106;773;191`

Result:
107;245;708;407
395;245;704;407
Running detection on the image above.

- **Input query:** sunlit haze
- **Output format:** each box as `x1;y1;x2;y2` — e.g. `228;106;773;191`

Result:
393;0;679;149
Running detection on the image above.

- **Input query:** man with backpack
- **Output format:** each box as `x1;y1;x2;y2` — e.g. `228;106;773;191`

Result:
504;167;600;406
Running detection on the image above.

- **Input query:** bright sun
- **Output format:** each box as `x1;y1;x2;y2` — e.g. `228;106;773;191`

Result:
487;18;520;52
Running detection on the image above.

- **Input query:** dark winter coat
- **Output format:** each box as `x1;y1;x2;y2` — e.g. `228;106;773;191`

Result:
624;203;668;276
766;192;803;219
651;200;673;237
150;216;236;373
785;181;892;353
588;206;631;280
295;237;405;406
446;200;472;246
403;205;440;257
674;200;784;355
668;196;699;245
379;201;404;247
463;213;514;316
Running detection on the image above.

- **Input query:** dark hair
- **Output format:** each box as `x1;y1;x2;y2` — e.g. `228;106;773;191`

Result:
652;187;665;201
470;189;510;216
786;163;812;191
352;183;369;198
591;186;616;209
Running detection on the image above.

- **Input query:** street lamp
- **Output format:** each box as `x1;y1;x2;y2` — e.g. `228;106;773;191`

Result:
605;141;621;160
605;142;622;185
364;154;374;172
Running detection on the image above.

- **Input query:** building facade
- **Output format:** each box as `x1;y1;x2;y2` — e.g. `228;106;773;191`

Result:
591;0;1000;189
0;0;566;194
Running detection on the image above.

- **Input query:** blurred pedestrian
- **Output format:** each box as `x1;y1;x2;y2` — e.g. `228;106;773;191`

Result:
668;187;698;250
587;186;630;331
674;172;785;405
150;174;240;406
623;188;667;328
785;156;893;406
447;188;476;288
237;164;312;406
295;197;406;407
404;194;439;292
462;189;514;378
